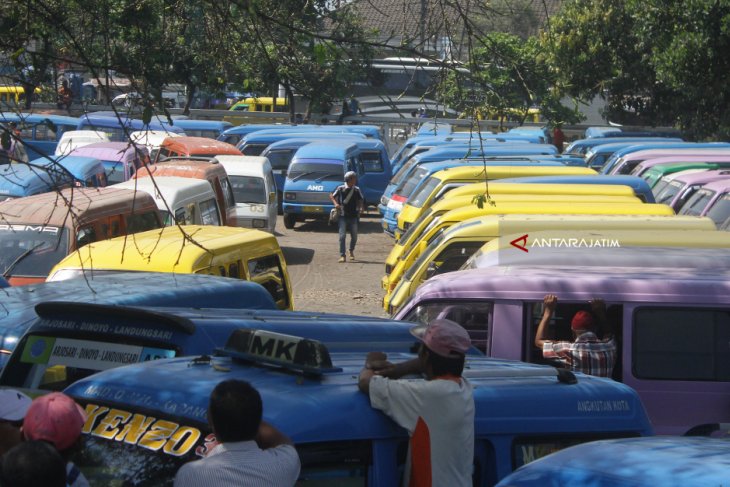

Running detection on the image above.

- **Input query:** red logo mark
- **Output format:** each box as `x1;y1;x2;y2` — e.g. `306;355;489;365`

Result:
510;234;529;253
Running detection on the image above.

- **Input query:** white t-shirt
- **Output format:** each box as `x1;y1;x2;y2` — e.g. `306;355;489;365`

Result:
369;375;475;487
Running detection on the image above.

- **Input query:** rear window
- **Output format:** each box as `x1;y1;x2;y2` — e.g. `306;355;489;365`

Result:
0;225;69;277
230;175;267;204
360;151;384;173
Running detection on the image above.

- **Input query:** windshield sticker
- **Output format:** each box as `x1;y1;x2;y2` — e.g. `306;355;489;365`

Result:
0;224;61;234
83;404;202;457
21;336;175;370
37;319;175;341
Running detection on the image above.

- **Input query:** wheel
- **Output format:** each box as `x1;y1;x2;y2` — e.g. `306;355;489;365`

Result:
283;213;296;229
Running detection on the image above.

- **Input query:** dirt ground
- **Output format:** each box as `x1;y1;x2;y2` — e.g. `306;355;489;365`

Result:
276;211;393;318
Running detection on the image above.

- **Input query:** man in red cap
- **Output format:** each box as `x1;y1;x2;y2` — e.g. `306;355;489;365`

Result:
22;392;89;487
358;319;475;487
534;294;617;377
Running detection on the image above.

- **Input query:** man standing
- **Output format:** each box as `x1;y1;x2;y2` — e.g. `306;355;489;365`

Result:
329;171;364;263
174;379;300;487
534;294;617;377
358;319;475;487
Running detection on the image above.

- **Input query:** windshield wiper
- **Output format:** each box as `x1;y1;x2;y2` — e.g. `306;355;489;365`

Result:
3;243;44;279
290;171;316;182
315;173;341;182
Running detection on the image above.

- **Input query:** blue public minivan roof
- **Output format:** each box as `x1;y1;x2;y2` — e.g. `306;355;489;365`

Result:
496;437;730;487
30;155;104;182
291;139;360;161
0;162;70;197
77;114;186;135
242;130;366;146
0;112;79;126
0;272;276;359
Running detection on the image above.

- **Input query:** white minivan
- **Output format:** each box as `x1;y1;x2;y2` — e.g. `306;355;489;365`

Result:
115;176;222;226
54;130;110;155
215;155;277;233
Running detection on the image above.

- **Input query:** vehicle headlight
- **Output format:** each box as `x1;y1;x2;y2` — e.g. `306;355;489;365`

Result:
252;219;266;228
284;192;296;200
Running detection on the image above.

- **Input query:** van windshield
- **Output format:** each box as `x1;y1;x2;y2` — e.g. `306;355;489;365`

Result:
102;160;126;184
390;158;419;186
0;225;68;278
706;193;730;225
288;163;343;182
679;189;714;216
265;149;295;171
407;177;441;208
230;176;267;204
655;180;683;204
394;167;429;198
241;143;267;156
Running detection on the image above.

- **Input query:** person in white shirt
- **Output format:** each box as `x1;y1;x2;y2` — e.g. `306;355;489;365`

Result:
174;379;300;487
358;319;475;487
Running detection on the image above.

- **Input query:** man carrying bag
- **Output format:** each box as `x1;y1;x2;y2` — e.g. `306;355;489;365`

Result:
329;171;364;262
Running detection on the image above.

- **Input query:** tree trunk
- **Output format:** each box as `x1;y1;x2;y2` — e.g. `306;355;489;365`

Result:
183;82;196;116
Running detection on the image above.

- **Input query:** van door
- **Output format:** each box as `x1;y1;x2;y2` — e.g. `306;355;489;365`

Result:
356;149;390;207
245;254;291;310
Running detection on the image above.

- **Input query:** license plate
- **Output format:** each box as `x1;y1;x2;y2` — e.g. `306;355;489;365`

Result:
303;206;323;213
387;200;403;210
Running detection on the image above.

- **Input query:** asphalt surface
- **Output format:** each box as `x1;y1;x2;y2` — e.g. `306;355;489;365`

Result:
276;211;392;318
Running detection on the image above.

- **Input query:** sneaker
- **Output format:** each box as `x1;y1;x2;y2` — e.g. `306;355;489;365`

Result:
348;250;355;260
339;256;346;263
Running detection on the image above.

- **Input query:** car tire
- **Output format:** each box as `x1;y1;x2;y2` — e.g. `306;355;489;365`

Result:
283;213;296;229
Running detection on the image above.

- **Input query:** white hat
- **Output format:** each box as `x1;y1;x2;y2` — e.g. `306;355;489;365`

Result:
0;389;32;422
344;171;357;181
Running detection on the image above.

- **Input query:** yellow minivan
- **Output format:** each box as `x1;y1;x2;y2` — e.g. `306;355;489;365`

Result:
46;225;293;310
384;212;714;313
396;165;597;234
382;201;677;300
386;189;641;274
464;228;730;269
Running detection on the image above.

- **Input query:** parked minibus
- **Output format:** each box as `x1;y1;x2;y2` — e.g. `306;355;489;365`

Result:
0;187;162;285
0;113;79;160
32;155;108;188
0;302;413;391
640;162;723;189
281;139;391;229
679;179;730;226
238;130;365;156
54;130;110;155
169;120;233;139
0;273;278;367
115;176;222;226
604;146;730;175
0;162;74;199
630;154;730;178
0;86;41;106
464;230;730;269
217;123;293;146
70;141;148;184
497;175;657;202
154;136;241;162
654;169;730;211
129;130;183;162
394;164;597;234
137;158;235;226
564;137;683;156
394;264;730;435
496;437;730;487
601;142;730;175
383;206;679;313
214;155;277;233
227;96;288;113
76;114;185;142
382;159;578;236
59;320;652;485
47;225;293;310
583;140;683;169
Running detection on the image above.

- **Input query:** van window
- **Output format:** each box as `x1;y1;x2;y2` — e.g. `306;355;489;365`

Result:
706;193;730;226
174;208;186;225
242;144;267;156
298;440;371;485
360;151;384;173
199;198;221;226
247;254;290;309
680;189;714;216
401;301;492;352
633;307;730;381
184;204;197;224
427;242;485;277
231;176;267;204
76;225;97;248
220;177;236;209
266;150;294;171
407;177;441;208
34;124;57;141
126;211;161;234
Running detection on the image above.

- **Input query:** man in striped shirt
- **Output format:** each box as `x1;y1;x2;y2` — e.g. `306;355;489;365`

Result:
535;294;617;378
174;379;300;487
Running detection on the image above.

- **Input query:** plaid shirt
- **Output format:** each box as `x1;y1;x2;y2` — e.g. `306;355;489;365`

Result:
543;332;617;378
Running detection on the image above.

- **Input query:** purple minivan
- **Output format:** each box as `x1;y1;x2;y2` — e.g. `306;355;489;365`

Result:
70;141;149;184
654;169;730;211
679;179;730;226
630;154;730;178
394;264;730;435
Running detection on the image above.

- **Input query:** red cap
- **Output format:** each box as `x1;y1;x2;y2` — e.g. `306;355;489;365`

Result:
410;319;471;358
23;393;87;452
571;311;594;331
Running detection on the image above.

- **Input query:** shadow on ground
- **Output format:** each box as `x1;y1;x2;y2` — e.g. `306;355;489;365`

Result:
281;246;316;265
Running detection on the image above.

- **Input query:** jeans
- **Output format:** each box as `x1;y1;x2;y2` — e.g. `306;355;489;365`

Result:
339;215;358;256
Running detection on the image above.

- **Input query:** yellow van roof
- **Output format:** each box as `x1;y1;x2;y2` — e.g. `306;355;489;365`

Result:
429;165;596;182
445;181;635;200
51;225;280;274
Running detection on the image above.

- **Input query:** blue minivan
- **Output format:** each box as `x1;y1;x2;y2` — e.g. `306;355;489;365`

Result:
0;113;80;160
170;120;233;139
59;316;652;486
31;155;108;188
0;162;74;199
282;139;391;228
238;129;365;156
76;115;185;142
